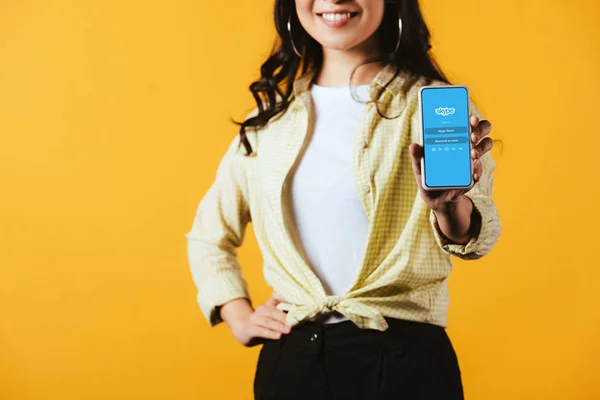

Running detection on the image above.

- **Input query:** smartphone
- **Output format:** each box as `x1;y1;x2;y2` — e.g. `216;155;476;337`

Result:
418;85;474;191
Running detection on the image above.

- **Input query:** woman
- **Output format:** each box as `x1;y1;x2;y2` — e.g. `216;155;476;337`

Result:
185;0;501;398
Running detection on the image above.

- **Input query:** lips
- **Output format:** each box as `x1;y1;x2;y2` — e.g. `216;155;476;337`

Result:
316;11;359;18
316;12;359;28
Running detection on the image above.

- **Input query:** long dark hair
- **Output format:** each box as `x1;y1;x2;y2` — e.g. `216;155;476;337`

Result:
233;0;450;156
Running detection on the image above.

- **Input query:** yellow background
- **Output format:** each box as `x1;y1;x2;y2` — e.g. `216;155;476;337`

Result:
1;0;599;399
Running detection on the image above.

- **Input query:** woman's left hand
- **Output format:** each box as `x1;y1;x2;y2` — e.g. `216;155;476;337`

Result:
408;115;493;212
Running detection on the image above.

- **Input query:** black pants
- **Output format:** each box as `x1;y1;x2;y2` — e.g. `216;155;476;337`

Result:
253;317;464;400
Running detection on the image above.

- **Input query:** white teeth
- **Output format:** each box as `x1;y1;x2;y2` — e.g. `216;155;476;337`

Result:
321;13;352;22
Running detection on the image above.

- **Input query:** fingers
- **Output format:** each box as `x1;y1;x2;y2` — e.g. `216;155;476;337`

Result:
473;158;483;183
253;302;291;337
255;303;289;326
409;142;424;164
236;299;292;347
254;312;291;334
471;136;494;161
471;118;492;145
469;115;493;183
254;292;292;338
471;136;493;183
251;324;283;341
266;292;289;307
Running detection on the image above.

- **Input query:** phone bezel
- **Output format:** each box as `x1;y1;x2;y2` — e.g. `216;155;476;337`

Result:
418;84;475;191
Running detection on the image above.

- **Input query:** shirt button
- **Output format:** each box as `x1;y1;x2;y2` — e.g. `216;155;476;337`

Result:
363;184;371;193
359;139;368;149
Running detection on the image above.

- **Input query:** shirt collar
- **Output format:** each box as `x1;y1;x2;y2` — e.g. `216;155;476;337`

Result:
292;61;405;101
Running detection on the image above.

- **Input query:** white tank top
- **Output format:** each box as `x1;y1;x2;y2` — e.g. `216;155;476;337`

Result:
288;82;371;324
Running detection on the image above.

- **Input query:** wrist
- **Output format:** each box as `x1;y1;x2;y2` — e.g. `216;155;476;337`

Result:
431;194;469;215
220;297;254;329
431;195;474;245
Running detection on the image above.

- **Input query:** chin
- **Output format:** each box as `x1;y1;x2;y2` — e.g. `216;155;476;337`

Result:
318;38;360;51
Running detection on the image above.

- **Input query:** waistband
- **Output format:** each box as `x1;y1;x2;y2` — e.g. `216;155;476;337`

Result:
280;317;443;355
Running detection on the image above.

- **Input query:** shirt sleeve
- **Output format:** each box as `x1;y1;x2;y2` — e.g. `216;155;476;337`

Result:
185;132;253;326
429;102;502;260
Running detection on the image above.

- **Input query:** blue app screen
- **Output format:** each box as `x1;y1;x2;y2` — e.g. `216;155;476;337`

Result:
421;86;471;188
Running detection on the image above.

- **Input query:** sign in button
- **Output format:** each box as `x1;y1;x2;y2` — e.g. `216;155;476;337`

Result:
424;126;468;134
425;137;468;145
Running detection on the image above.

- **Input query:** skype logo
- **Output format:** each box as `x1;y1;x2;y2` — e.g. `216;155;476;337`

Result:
435;107;455;117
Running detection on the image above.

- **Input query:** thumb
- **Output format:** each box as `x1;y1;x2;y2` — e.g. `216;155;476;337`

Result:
266;292;289;307
408;143;423;176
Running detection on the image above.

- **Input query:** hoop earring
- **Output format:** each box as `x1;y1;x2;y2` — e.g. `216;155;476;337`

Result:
394;17;402;53
287;16;302;58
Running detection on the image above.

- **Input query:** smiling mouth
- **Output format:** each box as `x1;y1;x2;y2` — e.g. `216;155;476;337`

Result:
316;12;360;22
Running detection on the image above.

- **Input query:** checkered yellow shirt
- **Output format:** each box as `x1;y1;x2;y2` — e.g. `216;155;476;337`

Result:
185;62;501;331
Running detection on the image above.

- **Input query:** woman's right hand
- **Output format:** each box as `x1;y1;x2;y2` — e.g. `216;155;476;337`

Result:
220;292;292;347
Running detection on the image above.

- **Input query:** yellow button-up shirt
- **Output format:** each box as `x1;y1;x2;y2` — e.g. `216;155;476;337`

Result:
185;62;501;331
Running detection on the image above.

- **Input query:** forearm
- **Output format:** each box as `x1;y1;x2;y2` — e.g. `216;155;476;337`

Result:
219;297;254;330
431;194;481;245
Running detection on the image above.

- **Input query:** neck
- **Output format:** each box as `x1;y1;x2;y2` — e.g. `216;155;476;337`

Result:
315;34;386;88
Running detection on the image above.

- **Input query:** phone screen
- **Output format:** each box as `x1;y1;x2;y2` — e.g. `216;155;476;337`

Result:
420;86;472;188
